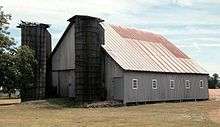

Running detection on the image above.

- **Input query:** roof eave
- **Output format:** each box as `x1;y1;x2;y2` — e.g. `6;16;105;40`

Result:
124;69;209;75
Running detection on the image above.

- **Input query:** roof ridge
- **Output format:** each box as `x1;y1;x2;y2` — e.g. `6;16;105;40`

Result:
110;24;161;36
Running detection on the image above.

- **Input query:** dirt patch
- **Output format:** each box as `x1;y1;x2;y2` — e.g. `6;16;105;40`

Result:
0;99;21;105
1;99;220;127
209;89;220;101
208;89;220;124
209;109;220;124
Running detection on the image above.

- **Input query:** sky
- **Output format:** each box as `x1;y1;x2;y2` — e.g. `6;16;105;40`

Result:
0;0;220;75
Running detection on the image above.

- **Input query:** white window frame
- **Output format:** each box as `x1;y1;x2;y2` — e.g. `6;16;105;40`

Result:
185;80;190;89
132;79;138;90
200;80;203;88
170;80;175;89
152;79;158;89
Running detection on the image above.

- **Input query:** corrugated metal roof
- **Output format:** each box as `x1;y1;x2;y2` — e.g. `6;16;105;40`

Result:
101;23;208;74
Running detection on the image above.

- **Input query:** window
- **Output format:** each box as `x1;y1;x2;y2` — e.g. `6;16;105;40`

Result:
132;79;138;89
170;80;175;89
185;80;190;89
200;80;203;88
152;79;158;89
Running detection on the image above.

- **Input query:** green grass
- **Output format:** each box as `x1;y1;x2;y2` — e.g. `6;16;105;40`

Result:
0;99;220;127
46;98;82;108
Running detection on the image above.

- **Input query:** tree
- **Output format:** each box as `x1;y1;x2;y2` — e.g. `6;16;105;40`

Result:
0;7;36;99
0;52;17;98
213;73;219;87
0;6;16;98
208;73;219;89
14;46;36;100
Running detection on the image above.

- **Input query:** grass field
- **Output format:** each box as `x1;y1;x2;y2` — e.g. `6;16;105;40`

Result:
0;99;220;127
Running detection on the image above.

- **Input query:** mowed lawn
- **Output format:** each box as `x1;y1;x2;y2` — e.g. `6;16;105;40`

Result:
0;99;220;127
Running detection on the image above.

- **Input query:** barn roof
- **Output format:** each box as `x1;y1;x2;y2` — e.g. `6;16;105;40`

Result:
101;23;208;74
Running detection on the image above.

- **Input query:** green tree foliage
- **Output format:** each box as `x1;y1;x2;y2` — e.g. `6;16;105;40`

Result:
0;6;16;97
0;6;14;52
0;7;36;99
208;73;219;89
14;46;36;100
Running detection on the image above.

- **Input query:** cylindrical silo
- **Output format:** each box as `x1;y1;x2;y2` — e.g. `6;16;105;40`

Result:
18;22;51;100
68;15;104;102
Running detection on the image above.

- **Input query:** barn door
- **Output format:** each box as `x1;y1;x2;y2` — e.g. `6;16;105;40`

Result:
112;77;123;100
68;83;74;97
68;71;75;98
58;72;61;96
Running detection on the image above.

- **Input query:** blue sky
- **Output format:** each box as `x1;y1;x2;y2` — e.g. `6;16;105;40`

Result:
0;0;220;75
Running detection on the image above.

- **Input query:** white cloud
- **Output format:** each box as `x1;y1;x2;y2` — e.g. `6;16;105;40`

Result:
202;62;220;75
172;0;220;7
1;0;151;44
1;0;220;74
0;0;130;24
172;0;193;7
177;43;220;48
1;0;173;46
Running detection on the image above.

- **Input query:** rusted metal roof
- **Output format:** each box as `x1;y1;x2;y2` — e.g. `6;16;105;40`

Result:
101;23;208;74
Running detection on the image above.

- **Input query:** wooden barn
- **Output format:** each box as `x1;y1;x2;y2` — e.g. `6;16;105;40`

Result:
51;15;209;103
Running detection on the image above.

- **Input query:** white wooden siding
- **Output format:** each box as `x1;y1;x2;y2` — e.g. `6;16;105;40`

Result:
52;24;75;71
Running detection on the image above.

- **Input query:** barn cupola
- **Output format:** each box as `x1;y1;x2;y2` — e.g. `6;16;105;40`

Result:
69;15;105;102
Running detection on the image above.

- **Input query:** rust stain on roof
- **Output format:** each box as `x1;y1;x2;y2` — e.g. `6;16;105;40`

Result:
101;23;208;74
111;25;189;59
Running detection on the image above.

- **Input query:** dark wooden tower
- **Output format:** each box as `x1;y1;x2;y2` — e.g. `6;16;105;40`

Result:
69;15;105;102
18;22;51;100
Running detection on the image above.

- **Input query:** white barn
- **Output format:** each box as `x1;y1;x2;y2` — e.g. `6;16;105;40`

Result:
51;15;209;103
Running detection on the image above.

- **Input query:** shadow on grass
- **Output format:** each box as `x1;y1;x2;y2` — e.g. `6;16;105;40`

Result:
46;98;83;108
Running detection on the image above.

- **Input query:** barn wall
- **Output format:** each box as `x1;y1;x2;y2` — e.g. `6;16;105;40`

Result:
123;72;208;103
112;77;124;100
52;71;75;97
52;24;75;71
105;56;124;100
52;24;75;97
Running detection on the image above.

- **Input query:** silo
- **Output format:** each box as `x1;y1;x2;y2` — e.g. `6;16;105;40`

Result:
68;15;104;102
18;22;51;100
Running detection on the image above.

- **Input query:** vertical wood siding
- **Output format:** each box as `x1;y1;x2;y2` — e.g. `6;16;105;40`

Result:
112;77;124;100
52;24;75;97
52;24;75;71
123;72;208;103
105;56;124;100
52;71;75;97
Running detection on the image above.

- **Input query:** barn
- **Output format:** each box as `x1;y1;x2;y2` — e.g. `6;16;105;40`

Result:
51;15;209;104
